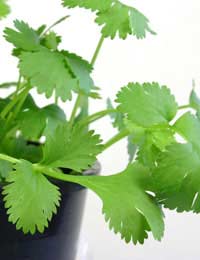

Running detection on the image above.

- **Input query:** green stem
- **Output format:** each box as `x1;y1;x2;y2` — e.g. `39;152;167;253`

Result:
70;35;105;126
0;87;29;119
12;86;30;119
0;82;18;89
103;129;130;152
16;75;22;91
69;94;82;126
35;164;91;186
80;109;116;125
40;15;70;37
12;75;22;99
91;35;105;66
0;154;19;164
0;153;94;187
178;104;190;110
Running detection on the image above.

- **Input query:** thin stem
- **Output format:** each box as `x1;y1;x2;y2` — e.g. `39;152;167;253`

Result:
0;153;19;164
178;104;190;110
16;76;22;91
103;129;130;152
12;86;30;119
69;94;82;126
70;35;105;127
91;35;105;66
0;82;18;89
35;165;87;185
0;87;28;118
0;130;129;184
80;109;116;126
0;153;94;187
12;75;22;99
41;15;70;37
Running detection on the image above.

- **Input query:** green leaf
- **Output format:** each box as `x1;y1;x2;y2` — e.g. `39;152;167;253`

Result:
63;51;94;94
153;113;200;212
136;128;174;167
63;0;155;39
0;0;10;19
63;0;111;11
127;135;137;163
174;112;200;152
77;162;164;244
96;2;155;40
0;136;43;163
89;92;101;99
189;88;200;119
3;160;61;234
4;20;40;51
107;98;124;130
36;24;47;36
17;104;66;140
136;133;159;168
107;99;137;162
125;120;175;167
19;48;77;101
153;143;200;212
41;31;61;51
41;123;102;172
116;82;178;128
0;160;12;180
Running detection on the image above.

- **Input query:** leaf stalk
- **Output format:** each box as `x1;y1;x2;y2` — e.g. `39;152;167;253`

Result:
79;108;116;125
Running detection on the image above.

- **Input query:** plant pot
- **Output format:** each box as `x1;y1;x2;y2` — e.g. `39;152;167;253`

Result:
0;162;101;260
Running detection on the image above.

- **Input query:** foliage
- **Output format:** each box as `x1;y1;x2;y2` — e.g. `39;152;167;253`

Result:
0;0;198;248
3;160;61;234
0;0;10;19
62;0;155;39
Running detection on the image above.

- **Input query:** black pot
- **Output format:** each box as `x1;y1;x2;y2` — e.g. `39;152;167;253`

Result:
0;162;101;260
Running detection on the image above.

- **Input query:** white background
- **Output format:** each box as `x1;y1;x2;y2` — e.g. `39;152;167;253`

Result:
1;0;200;259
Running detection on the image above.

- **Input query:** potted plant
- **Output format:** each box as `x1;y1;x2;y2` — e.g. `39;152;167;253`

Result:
0;0;200;259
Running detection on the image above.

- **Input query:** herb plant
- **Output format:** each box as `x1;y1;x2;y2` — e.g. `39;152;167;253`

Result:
0;0;199;245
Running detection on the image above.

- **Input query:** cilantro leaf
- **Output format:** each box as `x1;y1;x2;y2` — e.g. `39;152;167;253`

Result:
107;98;124;130
63;51;94;94
189;89;200;111
63;0;155;39
127;135;137;163
17;104;66;140
36;25;47;36
125;119;175;167
0;160;12;180
4;20;40;51
0;136;43;163
8;20;95;98
136;128;174;167
153;113;200;212
41;31;61;51
116;83;178;128
3;160;61;234
189;88;200;119
135;130;160;168
174;112;200;152
77;162;164;244
19;48;78;101
107;99;137;162
153;143;200;212
41;123;102;172
0;0;10;19
96;2;155;40
63;0;111;11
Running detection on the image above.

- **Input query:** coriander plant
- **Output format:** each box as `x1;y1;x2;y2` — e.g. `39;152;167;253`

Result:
0;0;199;245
